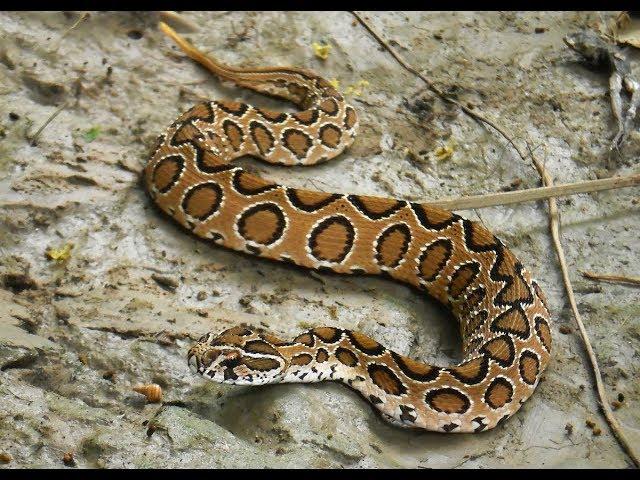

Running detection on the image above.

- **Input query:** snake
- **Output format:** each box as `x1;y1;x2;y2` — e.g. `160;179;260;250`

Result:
143;22;552;433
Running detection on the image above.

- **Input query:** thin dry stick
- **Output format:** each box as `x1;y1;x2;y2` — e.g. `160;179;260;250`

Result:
581;270;640;287
351;12;640;467
430;173;640;210
27;102;67;146
526;144;640;468
58;12;90;41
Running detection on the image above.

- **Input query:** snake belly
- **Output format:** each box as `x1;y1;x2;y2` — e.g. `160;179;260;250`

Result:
143;23;552;433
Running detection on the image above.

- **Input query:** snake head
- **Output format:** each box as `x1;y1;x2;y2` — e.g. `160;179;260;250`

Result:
187;326;289;385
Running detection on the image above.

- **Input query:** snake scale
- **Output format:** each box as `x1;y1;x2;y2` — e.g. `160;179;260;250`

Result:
143;22;552;433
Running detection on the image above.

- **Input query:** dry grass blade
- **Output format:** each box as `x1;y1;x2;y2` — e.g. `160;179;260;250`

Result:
430;173;640;210
581;270;640;287
27;102;68;146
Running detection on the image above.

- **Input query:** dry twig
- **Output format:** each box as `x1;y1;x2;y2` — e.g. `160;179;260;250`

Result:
27;102;68;146
581;271;640;287
430;173;640;210
58;12;90;42
351;11;640;467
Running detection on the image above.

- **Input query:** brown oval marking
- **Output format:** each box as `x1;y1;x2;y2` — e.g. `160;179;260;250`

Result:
177;102;215;123
495;263;533;306
463;219;499;251
367;364;407;396
237;203;286;246
286;188;342;212
170;122;201;146
344;106;357;130
223;119;244;151
225;326;252;337
534;316;552;353
346;330;385;356
449;262;481;299
411;203;459;230
256;108;288;123
312;327;342;344
196;149;234;174
479;334;515;368
390;351;440;382
152;155;184;193
282;129;312;160
249;121;275;156
417;238;453;283
244;339;280;356
348;195;406;220
181;182;223;221
293;333;314;347
291;353;313;366
335;347;358;367
318;97;339;116
519;350;540;385
315;348;329;363
375;223;411;269
232;170;278;196
484;377;514;409
425;388;470;414
308;216;355;263
292;109;319;126
212;331;246;347
446;356;489;385
319;124;342;149
490;305;531;339
216;100;249;117
242;357;281;371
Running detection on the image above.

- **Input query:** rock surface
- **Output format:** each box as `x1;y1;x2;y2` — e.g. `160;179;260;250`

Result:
0;11;638;468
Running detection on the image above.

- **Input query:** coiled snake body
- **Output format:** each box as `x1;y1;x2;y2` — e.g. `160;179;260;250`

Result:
144;23;552;433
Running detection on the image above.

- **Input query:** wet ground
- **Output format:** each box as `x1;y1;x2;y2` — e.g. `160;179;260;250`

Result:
0;11;638;468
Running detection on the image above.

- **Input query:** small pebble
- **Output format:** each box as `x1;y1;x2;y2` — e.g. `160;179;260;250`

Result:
585;419;596;428
611;400;622;410
592;427;602;436
8;112;19;121
564;423;573;435
618;393;625;402
151;273;179;292
133;383;163;403
559;325;572;334
196;291;207;301
63;451;75;466
535;27;547;33
0;452;12;463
